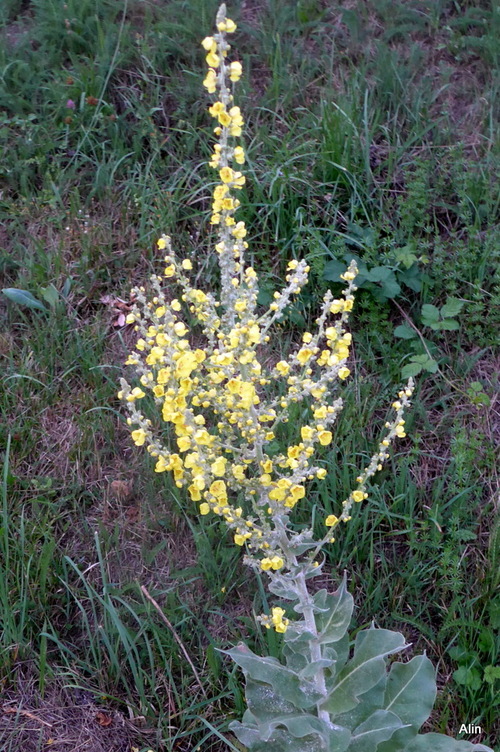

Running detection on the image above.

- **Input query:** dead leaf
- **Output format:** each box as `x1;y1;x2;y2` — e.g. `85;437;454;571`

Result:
125;505;140;523
110;480;131;500
95;711;113;727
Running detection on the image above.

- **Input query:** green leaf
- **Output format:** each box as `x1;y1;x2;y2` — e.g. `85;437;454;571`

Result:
324;259;347;282
242;678;299;722
224;643;323;709
405;733;493;751
316;576;354;645
421;304;440;324
401;363;423;379
440;297;464;318
397;263;422;291
40;284;60;308
230;715;351;752
350;709;404;752
384;655;436;727
484;665;500;684
322;627;408;716
366;266;392;283
438;319;460;331
2;287;47;312
453;666;481;688
423;358;439;373
380;277;401;299
377;655;437;752
394;324;417;340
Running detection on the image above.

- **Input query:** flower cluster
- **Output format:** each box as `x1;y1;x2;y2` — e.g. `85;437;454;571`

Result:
119;4;413;632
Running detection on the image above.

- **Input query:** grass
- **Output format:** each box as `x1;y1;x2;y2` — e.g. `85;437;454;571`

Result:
0;0;499;750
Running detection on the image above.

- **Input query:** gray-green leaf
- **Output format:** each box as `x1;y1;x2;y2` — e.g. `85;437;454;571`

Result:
405;733;493;751
225;643;323;709
349;709;405;752
2;288;47;312
316;577;354;645
322;628;408;716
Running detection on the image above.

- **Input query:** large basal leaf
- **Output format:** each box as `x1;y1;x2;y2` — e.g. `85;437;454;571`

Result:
334;676;387;732
386;654;436;727
229;720;351;752
348;709;405;752
376;654;437;752
316;576;354;645
260;713;349;745
404;733;493;752
322;628;408;716
224;643;323;709
244;678;299;722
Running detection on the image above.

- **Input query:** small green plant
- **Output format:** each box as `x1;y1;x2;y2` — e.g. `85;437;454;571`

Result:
117;7;495;750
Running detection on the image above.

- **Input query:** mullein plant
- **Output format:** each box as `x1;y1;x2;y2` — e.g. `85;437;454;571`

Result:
118;6;493;751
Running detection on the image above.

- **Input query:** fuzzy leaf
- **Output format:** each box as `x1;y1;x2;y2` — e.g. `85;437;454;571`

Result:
268;576;301;601
300;659;337;680
349;709;405;752
224;643;322;709
244;678;298;721
377;655;436;752
334;676;387;732
316;577;354;645
322;627;408;717
230;717;351;752
2;288;47;312
384;655;436;727
404;733;493;752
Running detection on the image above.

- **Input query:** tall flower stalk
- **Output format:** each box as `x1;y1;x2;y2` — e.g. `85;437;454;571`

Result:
118;7;493;751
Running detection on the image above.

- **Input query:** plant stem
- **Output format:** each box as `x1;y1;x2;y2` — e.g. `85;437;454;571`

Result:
294;569;329;723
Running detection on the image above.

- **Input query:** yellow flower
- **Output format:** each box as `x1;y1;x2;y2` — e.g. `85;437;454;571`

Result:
199;502;210;515
201;36;216;51
131;429;146;446
233;146;245;164
325;514;338;526
297;348;313;364
206;51;220;67
275;361;290;376
231;221;247;239
211;457;227;476
338;367;350;380
352;490;365;502
157;237;167;250
203;68;217;93
181;259;192;270
126;387;146;402
219;166;233;183
318;430;332;446
218;18;237;33
229;61;242;81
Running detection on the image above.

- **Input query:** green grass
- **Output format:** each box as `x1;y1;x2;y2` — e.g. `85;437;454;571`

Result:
1;0;499;750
